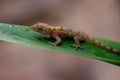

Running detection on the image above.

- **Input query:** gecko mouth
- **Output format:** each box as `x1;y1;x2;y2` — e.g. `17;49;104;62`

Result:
30;25;37;31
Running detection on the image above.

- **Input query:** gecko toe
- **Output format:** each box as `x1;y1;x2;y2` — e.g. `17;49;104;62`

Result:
71;44;83;50
48;42;57;46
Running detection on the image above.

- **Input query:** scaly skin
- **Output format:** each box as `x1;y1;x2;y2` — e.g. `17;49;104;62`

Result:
30;22;120;55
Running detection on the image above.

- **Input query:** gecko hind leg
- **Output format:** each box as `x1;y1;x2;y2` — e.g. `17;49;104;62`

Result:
71;36;84;50
48;35;62;46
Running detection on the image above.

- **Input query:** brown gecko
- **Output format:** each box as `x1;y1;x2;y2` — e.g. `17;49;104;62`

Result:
30;22;120;55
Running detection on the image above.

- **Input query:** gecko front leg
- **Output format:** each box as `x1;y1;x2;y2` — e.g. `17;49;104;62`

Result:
71;36;84;50
49;34;62;46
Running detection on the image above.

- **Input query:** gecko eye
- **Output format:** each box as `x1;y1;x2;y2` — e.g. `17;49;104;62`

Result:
37;27;43;32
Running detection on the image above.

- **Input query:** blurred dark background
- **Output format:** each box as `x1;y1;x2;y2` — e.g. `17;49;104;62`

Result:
0;0;120;80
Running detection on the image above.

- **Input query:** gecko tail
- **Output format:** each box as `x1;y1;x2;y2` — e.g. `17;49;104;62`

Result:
85;36;120;55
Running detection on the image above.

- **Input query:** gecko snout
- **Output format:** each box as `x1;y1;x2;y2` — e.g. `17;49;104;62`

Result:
30;24;38;31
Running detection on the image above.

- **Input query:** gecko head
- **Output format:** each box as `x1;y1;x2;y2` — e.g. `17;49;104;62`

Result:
30;22;51;34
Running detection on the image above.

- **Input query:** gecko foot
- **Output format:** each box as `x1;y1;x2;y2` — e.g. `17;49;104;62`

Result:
48;42;57;46
71;44;83;50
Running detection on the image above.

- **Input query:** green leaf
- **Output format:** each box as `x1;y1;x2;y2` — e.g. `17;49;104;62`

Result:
0;23;120;66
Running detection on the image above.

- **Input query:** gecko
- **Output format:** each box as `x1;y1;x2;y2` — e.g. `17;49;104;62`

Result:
30;22;120;55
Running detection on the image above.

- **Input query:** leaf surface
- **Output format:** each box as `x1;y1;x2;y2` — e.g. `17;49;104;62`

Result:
0;23;120;66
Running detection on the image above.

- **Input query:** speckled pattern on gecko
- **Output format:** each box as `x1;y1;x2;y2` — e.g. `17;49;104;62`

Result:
30;22;120;55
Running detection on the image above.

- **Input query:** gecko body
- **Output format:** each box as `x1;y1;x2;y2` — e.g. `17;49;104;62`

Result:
30;22;120;55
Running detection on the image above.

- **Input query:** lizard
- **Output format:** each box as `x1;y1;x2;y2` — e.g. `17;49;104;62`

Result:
30;22;120;55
